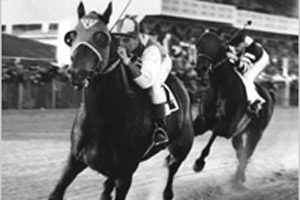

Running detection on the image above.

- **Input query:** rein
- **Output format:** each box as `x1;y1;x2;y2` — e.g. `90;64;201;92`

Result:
77;58;121;88
197;53;229;72
82;56;135;97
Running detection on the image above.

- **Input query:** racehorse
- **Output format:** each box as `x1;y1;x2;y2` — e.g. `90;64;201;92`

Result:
192;30;275;187
48;2;194;200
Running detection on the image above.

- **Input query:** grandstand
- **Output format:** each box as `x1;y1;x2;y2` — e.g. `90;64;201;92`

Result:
137;0;298;105
138;0;298;75
215;0;298;18
2;0;298;108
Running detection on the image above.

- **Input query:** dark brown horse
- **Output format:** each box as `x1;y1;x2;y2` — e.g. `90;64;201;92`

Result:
48;2;194;200
192;30;275;187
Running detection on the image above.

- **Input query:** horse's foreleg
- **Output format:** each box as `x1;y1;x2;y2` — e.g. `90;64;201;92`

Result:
163;157;181;200
232;133;248;185
193;132;217;172
193;115;207;136
234;129;263;184
114;175;132;200
49;153;87;200
245;129;263;160
100;178;115;200
164;135;193;200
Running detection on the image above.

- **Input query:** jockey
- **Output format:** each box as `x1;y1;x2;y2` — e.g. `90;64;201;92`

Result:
111;15;172;148
227;31;269;114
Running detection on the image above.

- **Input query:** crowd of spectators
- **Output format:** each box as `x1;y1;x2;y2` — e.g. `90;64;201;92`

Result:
202;0;298;18
140;16;298;103
141;18;298;75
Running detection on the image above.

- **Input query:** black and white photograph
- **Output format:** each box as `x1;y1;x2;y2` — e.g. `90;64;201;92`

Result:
2;0;298;199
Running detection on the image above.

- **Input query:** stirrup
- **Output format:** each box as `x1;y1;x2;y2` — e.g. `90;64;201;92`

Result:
141;128;168;160
153;127;169;146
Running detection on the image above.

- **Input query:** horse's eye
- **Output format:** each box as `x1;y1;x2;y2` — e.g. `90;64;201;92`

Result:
64;31;77;46
93;32;109;48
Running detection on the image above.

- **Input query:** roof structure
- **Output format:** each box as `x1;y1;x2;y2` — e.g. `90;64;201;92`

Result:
2;33;56;62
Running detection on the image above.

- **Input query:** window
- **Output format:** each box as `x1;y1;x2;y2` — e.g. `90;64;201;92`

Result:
2;25;6;32
49;23;58;32
12;24;42;33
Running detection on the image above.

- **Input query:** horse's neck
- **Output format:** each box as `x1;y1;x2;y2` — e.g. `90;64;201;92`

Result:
84;69;147;121
84;73;122;108
209;62;238;99
211;62;236;86
210;61;247;107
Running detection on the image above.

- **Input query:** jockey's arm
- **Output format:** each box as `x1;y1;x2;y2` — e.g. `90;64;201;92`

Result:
132;46;162;89
124;58;142;78
237;56;252;74
226;45;239;63
238;42;266;74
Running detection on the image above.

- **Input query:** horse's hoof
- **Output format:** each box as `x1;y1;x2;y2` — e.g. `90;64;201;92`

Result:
163;190;174;200
193;159;205;172
100;194;112;200
234;172;246;183
48;196;62;200
231;182;247;191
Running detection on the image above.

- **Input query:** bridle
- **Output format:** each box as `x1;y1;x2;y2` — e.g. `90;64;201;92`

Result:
197;51;230;74
197;53;213;73
65;26;123;88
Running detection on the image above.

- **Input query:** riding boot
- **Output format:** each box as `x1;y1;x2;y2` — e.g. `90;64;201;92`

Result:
153;103;169;148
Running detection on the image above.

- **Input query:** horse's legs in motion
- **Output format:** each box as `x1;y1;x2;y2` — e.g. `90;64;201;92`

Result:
232;129;263;185
114;175;133;200
164;134;193;200
49;154;87;200
193;132;217;172
100;178;115;200
163;155;181;200
232;133;247;185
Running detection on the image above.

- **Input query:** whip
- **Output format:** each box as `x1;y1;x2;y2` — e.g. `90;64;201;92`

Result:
228;20;252;45
110;0;133;31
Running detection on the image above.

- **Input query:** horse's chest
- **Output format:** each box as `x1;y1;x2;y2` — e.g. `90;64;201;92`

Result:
81;142;118;176
78;130;138;176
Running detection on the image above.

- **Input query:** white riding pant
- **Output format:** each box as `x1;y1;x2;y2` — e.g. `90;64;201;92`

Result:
238;50;269;104
149;56;172;105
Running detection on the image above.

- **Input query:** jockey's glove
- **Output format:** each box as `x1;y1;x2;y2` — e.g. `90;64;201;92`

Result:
117;46;131;65
126;58;142;78
237;61;251;74
226;51;238;63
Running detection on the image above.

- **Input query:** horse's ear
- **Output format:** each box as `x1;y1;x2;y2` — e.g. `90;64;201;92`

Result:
102;2;112;24
77;2;86;19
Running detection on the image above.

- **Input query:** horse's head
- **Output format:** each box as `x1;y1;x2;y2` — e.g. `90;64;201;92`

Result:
195;30;226;85
65;2;116;89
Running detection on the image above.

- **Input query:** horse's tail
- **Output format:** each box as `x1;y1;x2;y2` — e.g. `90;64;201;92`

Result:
258;81;276;103
268;89;276;103
255;82;275;129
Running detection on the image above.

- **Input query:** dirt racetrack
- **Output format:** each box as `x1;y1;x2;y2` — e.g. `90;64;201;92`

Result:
2;106;298;200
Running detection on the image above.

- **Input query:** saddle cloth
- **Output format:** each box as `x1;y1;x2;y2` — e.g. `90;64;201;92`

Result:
162;83;179;114
234;68;265;104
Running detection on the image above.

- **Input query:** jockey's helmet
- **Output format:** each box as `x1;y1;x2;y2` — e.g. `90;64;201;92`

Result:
228;31;246;46
111;15;140;38
228;31;254;49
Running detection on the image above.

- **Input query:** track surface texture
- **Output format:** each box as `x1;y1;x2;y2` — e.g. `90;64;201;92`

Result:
2;107;298;200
